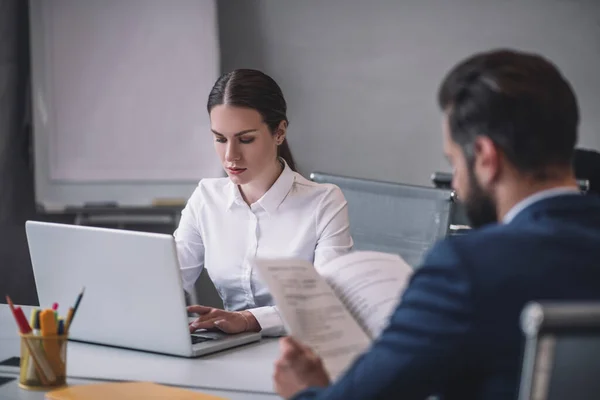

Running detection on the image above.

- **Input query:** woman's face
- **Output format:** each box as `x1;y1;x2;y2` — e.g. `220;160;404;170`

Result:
210;105;280;185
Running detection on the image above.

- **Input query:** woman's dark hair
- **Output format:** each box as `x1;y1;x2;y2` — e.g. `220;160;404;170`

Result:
207;69;296;171
438;49;579;179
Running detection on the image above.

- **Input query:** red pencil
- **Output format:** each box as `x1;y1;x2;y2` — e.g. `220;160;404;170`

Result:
6;295;53;385
5;296;32;334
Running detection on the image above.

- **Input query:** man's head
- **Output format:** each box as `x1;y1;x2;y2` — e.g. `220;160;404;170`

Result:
438;49;580;228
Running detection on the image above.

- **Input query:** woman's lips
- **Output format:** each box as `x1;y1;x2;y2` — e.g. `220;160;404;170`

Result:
227;167;247;175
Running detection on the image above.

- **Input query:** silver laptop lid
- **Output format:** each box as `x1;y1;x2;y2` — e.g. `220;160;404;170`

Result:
25;221;193;357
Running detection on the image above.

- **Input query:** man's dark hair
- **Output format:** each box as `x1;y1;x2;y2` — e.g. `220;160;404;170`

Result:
438;49;579;178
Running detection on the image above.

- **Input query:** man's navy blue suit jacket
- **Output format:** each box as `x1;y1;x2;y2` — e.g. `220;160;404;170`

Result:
295;194;600;400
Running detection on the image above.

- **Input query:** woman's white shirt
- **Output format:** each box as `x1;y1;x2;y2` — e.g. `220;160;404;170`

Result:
174;163;353;336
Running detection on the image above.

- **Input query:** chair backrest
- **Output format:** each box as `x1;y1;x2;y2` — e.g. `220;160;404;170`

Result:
430;172;591;232
430;171;591;194
310;172;454;267
518;302;600;400
574;148;600;195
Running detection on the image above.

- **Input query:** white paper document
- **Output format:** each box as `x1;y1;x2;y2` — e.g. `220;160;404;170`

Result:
253;251;413;380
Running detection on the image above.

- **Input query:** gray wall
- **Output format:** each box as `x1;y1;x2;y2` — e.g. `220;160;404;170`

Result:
218;0;600;186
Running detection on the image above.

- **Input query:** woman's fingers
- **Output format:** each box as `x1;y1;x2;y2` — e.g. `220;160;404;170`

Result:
189;316;222;332
187;304;214;315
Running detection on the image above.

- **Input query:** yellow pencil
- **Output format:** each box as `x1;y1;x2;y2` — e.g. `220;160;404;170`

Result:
65;307;74;333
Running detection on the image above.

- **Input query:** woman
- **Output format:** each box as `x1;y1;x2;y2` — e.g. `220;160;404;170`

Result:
175;69;353;337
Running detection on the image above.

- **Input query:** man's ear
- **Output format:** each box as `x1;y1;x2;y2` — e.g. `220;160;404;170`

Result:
473;136;501;187
275;120;287;145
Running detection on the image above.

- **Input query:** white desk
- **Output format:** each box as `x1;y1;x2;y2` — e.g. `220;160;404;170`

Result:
0;305;280;399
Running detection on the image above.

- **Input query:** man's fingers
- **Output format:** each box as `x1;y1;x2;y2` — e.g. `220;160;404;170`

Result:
289;336;317;355
187;305;213;315
280;336;309;366
285;336;303;348
274;357;288;371
279;336;325;375
280;337;302;359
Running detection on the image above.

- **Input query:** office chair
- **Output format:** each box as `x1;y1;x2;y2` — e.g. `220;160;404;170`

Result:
430;172;590;232
430;171;590;194
310;172;455;268
518;302;600;400
430;171;453;189
574;148;600;196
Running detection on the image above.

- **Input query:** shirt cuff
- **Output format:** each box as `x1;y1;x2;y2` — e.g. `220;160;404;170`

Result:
248;306;287;337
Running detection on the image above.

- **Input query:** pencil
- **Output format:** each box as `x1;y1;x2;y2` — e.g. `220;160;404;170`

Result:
67;287;85;328
5;296;55;384
65;308;74;333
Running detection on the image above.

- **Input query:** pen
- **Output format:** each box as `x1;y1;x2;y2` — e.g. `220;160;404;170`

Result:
30;309;41;334
57;318;65;335
26;309;41;381
5;296;55;384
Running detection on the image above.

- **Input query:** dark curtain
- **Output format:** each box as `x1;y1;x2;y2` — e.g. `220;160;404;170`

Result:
0;0;38;305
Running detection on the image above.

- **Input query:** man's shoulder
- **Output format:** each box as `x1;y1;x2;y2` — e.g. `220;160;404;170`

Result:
419;223;548;281
423;214;600;287
425;224;517;262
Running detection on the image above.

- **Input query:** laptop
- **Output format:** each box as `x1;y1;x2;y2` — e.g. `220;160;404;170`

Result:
25;221;261;357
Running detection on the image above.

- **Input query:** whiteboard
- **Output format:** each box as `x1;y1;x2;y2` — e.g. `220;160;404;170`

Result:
29;0;222;211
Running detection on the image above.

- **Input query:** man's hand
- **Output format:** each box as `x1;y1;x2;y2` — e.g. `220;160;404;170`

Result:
274;337;330;399
187;305;261;334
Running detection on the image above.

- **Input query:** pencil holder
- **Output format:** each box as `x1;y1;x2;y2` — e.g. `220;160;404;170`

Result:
18;333;68;390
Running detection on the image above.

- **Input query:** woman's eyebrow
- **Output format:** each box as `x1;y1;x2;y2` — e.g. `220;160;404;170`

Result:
211;129;258;137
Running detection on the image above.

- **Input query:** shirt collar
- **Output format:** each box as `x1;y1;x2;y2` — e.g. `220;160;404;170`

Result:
502;186;580;224
226;159;296;214
226;181;246;210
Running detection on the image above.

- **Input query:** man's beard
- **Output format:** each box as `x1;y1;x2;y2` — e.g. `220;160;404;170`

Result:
462;168;498;229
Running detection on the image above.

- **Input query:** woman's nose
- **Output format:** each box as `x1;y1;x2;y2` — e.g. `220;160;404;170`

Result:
225;142;241;162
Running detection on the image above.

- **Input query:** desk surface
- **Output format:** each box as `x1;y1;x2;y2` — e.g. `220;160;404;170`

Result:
0;305;279;399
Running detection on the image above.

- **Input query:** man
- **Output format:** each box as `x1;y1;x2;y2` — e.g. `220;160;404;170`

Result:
273;49;600;399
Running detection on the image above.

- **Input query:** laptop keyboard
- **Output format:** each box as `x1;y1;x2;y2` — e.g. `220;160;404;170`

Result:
191;335;213;345
191;331;227;345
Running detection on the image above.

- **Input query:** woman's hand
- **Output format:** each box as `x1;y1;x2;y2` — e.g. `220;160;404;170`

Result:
187;305;261;334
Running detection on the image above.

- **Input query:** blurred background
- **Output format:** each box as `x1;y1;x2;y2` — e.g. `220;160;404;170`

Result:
1;0;599;305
